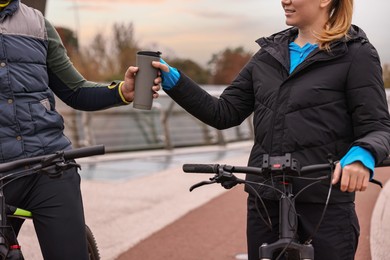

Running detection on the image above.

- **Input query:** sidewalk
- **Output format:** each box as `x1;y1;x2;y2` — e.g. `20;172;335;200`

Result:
16;142;252;260
15;144;390;260
355;168;390;260
116;168;390;260
370;177;390;260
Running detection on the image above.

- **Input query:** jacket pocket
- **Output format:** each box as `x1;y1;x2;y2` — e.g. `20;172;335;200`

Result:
29;100;65;135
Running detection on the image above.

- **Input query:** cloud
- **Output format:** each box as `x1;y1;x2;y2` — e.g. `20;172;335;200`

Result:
64;0;166;3
49;0;390;65
63;0;168;12
184;9;243;20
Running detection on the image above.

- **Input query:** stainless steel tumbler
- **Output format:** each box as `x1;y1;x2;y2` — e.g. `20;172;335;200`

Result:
133;51;161;110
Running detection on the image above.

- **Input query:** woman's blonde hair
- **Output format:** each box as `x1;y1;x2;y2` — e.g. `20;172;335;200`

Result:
316;0;354;50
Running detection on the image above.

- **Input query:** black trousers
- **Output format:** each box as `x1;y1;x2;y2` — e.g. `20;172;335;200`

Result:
3;167;88;260
247;194;360;260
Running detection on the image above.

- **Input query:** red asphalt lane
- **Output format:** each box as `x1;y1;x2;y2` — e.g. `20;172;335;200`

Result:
117;167;390;260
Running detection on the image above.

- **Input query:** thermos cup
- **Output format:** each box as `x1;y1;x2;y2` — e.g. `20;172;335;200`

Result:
133;51;161;110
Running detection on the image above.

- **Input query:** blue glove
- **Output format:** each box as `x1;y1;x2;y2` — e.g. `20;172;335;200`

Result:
340;146;375;179
160;59;180;90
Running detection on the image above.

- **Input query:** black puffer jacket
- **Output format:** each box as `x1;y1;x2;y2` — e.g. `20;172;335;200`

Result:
166;25;390;203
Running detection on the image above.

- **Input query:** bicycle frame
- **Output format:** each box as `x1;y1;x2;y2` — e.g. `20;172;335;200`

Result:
183;153;390;260
0;145;105;260
259;177;314;260
6;207;32;220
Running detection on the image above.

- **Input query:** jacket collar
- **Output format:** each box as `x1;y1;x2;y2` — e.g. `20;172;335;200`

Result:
256;25;369;73
0;0;19;22
256;27;297;70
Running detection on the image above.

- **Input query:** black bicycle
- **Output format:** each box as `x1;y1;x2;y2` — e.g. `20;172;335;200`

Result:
0;145;105;260
183;153;389;260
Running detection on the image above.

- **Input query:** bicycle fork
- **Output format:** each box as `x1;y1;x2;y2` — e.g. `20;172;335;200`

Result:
259;182;314;260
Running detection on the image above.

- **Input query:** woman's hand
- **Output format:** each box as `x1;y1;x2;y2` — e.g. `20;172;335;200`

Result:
152;60;170;73
152;60;180;90
332;161;370;192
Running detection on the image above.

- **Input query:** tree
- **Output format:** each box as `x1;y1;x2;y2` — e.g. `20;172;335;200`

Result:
166;58;210;84
208;47;253;85
384;64;390;88
23;0;46;15
55;26;79;56
55;22;209;84
110;22;140;81
64;23;139;82
81;32;115;81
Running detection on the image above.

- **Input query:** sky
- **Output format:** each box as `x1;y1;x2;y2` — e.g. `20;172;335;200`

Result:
45;0;390;67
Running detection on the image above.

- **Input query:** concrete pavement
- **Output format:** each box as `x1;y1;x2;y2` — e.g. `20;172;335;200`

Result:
16;142;252;260
116;165;390;260
370;180;390;260
14;142;390;259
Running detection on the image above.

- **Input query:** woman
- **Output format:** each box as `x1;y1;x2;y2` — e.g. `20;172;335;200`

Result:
149;0;390;259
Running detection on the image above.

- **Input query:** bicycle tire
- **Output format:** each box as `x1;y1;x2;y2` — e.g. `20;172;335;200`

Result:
85;225;100;260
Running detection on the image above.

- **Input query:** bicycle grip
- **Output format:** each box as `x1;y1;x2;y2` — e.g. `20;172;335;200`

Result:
183;164;219;173
64;145;105;160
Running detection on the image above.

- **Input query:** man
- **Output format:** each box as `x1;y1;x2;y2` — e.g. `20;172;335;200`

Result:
0;0;160;259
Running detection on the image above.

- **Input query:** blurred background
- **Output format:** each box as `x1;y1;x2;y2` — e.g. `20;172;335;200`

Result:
18;2;390;260
23;0;390;153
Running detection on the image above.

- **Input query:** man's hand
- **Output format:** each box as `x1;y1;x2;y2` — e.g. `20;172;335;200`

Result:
120;66;162;103
332;161;370;192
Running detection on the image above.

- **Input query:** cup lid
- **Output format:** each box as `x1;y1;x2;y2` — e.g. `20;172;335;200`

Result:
137;51;162;57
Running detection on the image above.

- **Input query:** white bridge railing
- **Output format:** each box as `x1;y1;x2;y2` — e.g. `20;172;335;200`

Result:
57;86;253;153
57;87;390;153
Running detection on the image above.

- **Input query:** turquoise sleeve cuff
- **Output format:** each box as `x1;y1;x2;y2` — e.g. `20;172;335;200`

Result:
160;59;180;90
340;146;375;179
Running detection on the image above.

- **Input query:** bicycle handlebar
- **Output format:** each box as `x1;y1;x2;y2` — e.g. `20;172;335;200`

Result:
0;145;105;173
62;145;105;160
183;154;390;191
183;164;266;175
183;157;390;176
182;163;331;175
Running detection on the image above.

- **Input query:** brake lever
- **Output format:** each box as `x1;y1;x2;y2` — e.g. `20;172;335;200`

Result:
189;179;216;192
370;178;383;188
41;161;81;178
332;158;383;188
215;173;241;189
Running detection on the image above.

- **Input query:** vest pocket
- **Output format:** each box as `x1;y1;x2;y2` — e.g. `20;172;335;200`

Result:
29;101;65;137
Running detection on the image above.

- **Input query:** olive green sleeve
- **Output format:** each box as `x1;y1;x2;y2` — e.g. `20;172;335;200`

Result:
45;18;129;110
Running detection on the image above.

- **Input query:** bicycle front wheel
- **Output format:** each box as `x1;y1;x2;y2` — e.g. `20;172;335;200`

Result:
86;225;100;260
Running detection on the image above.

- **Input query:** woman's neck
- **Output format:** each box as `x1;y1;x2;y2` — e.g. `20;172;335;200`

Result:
294;30;318;47
295;14;327;47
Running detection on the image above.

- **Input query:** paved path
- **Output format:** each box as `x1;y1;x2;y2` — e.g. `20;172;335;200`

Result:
355;168;390;260
116;169;390;260
14;144;390;260
16;143;251;259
